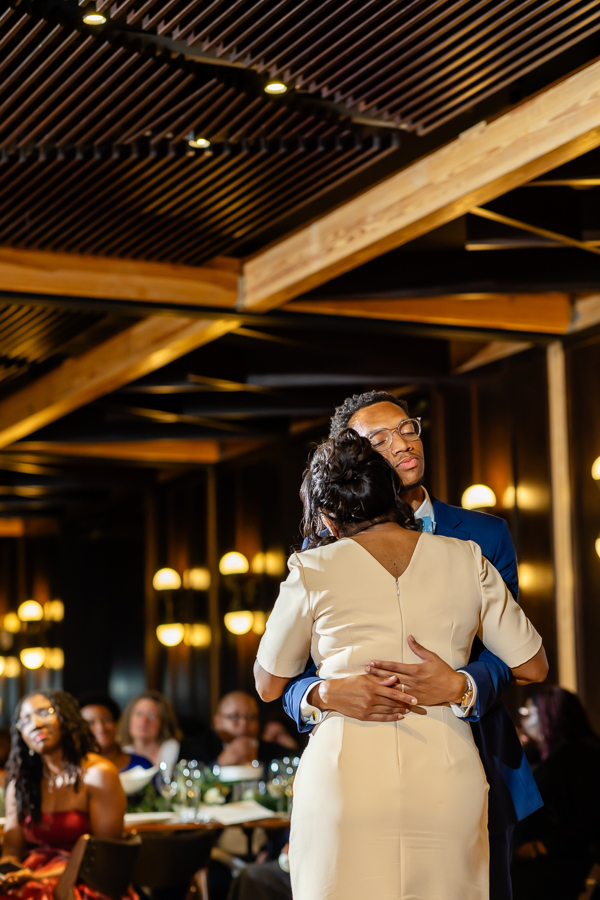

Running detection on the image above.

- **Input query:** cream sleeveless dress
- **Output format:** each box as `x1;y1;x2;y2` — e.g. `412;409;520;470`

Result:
256;533;542;900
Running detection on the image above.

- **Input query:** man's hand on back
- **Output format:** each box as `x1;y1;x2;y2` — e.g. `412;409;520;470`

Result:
365;635;467;706
308;674;415;722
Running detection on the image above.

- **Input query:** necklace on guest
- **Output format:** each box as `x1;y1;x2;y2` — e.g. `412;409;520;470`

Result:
43;764;76;792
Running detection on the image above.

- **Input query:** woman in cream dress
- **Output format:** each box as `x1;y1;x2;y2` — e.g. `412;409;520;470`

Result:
255;430;547;900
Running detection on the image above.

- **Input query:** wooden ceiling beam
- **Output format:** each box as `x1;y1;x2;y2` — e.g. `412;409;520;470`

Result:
0;316;241;449
241;56;600;311
0;248;239;308
284;293;572;334
5;440;223;464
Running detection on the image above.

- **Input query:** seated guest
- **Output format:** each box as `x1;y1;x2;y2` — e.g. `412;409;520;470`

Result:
79;691;153;772
0;689;126;896
118;689;181;776
196;692;294;767
512;686;600;900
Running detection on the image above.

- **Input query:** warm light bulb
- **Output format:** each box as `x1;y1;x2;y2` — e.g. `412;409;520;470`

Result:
224;610;254;635
152;568;181;591
592;457;600;480
265;81;287;94
18;600;44;622
45;648;64;670
596;536;600;558
156;623;185;646
20;647;46;670
251;551;286;576
461;484;496;510
45;599;65;622
0;657;6;676
183;567;211;590
83;13;106;24
3;612;21;634
219;552;249;575
189;137;210;149
184;623;212;648
4;656;20;677
251;610;267;635
518;562;553;594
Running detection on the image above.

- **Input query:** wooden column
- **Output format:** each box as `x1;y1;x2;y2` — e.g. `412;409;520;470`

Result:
206;467;221;716
144;490;159;690
547;341;578;692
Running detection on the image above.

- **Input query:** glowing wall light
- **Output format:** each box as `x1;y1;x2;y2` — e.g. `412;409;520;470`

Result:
461;484;497;510
518;562;554;594
152;568;181;591
4;657;20;677
265;81;287;94
0;657;6;676
595;535;600;558
219;552;249;575
224;610;254;635
183;568;211;591
20;647;46;670
184;623;212;648
251;611;267;635
156;623;185;647
592;457;600;481
45;648;64;670
251;551;286;576
18;600;44;622
3;613;20;634
44;600;64;622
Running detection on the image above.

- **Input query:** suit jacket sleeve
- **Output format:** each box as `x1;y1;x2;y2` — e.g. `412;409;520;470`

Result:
461;517;519;722
282;662;321;734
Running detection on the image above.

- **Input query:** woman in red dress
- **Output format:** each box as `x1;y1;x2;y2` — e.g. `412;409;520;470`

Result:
0;689;127;900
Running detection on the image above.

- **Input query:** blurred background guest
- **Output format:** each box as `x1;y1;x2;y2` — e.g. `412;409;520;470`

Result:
79;691;153;772
261;717;298;752
118;689;181;775
195;692;295;767
0;726;12;789
228;844;291;900
512;686;600;900
0;689;125;897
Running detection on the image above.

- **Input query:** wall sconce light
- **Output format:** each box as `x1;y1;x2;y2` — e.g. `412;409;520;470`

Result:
224;610;254;635
156;623;185;647
461;484;497;510
45;648;64;670
44;600;64;622
18;600;44;622
219;552;249;575
518;562;554;594
592;457;600;480
251;611;267;635
183;623;212;647
251;551;286;576
153;568;182;591
3;612;21;634
20;647;46;670
183;568;211;591
264;81;287;94
595;534;600;558
4;656;20;677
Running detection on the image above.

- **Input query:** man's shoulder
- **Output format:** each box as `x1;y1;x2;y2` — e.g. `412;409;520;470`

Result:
433;498;509;540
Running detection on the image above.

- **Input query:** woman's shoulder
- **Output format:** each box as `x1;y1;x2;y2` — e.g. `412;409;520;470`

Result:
82;753;121;785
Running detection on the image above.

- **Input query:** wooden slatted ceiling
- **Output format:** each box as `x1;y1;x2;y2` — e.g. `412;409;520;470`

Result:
86;0;600;136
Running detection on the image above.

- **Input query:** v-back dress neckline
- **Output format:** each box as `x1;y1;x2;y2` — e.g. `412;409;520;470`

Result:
344;531;426;581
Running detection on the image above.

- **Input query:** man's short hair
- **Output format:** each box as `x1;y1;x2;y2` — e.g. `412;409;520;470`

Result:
329;392;409;438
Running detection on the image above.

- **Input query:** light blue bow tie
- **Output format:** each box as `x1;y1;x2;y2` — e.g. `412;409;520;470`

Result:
417;515;436;534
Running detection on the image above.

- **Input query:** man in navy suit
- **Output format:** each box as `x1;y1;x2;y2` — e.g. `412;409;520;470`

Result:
282;391;542;900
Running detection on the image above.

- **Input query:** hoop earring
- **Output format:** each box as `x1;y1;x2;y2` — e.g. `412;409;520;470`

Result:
28;748;34;757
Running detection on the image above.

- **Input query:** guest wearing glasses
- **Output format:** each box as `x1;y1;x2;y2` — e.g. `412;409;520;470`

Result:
118;690;181;777
79;691;153;772
0;689;125;897
195;692;294;767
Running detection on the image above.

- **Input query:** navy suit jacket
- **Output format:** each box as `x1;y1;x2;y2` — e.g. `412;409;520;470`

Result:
282;498;543;834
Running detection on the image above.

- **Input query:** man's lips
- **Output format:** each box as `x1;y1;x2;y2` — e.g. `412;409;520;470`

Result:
396;457;419;470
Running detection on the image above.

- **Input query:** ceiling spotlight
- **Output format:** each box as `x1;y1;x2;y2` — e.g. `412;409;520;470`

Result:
264;82;287;94
83;12;107;24
188;137;211;149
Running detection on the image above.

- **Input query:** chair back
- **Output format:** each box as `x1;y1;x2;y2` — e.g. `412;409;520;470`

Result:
54;834;141;900
131;830;216;891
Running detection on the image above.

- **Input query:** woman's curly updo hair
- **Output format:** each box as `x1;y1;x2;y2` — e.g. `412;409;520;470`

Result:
6;689;99;824
300;428;418;548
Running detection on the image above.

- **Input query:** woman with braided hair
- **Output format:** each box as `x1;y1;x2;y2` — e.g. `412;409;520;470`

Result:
254;429;548;900
0;689;126;900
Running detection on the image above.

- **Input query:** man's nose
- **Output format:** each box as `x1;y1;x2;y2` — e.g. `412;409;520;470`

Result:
390;429;411;453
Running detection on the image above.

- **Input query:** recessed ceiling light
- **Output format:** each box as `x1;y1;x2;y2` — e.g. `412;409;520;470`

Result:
265;81;287;94
188;137;211;149
83;12;106;24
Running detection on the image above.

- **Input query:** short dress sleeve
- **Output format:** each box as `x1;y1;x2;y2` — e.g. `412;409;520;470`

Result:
256;552;314;678
471;542;543;668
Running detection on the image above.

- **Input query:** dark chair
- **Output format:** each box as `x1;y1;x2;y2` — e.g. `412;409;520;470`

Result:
54;834;142;900
131;830;218;900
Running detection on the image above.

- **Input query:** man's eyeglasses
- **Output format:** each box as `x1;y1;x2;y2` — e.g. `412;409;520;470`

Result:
220;714;259;723
368;417;422;452
17;706;55;731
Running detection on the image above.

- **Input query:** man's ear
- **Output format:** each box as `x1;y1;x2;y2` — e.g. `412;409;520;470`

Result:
322;515;340;538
